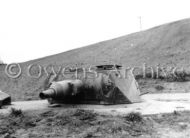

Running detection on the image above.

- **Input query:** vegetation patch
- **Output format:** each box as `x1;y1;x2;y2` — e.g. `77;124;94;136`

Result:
155;85;164;91
0;109;156;138
10;108;23;117
124;112;143;122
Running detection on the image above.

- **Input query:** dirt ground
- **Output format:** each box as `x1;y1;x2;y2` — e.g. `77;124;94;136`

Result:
1;108;190;138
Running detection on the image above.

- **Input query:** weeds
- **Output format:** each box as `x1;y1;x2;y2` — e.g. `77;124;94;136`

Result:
124;112;143;122
73;109;97;121
0;109;156;138
155;85;164;91
173;110;181;116
10;108;23;117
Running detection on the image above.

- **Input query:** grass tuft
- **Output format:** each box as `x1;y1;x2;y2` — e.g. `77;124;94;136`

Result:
155;85;164;91
124;112;143;122
10;108;23;117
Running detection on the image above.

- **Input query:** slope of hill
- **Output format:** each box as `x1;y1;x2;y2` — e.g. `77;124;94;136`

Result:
1;18;190;101
25;18;190;68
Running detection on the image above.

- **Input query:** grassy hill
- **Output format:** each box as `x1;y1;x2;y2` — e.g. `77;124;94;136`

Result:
25;18;190;67
1;18;190;101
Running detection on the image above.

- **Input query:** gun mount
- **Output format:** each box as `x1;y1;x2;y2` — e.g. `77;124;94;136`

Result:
39;65;141;105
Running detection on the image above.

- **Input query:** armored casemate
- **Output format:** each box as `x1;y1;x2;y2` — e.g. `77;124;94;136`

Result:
39;65;141;105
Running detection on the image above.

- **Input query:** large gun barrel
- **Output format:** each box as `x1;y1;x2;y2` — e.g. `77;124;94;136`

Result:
39;79;83;100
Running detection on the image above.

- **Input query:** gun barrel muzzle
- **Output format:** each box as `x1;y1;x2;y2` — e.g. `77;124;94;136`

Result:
39;89;55;99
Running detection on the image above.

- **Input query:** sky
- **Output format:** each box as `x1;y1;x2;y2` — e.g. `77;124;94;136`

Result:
0;0;190;63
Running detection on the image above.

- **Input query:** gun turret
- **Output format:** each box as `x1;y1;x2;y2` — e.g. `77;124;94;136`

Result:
39;67;141;105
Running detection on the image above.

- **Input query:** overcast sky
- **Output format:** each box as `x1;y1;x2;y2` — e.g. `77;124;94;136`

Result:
0;0;190;63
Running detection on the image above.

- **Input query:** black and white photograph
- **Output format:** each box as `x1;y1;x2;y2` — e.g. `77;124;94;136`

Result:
1;0;190;137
